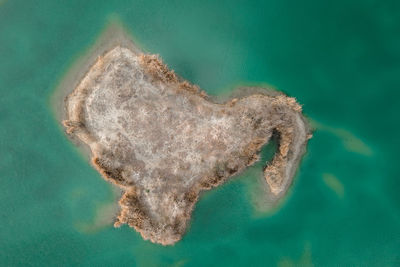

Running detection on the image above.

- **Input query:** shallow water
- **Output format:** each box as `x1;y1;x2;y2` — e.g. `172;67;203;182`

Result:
1;0;399;266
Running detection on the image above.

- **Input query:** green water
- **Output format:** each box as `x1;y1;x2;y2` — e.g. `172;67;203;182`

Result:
1;0;399;266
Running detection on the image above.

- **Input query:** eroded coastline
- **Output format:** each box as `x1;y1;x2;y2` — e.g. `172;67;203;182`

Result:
55;23;311;245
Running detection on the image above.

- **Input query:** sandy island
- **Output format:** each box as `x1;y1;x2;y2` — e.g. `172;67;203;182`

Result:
55;23;311;245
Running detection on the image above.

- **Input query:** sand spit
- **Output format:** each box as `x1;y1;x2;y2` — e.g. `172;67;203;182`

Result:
57;23;311;245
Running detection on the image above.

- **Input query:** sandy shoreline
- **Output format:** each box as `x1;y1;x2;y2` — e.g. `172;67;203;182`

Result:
51;22;140;122
52;21;311;245
50;20;143;160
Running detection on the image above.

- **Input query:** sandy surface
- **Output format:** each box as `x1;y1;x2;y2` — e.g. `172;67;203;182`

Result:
54;22;311;245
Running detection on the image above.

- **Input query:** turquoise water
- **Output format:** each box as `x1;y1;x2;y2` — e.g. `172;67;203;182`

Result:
1;0;400;266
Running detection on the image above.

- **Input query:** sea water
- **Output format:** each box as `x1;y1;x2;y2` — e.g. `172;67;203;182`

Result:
0;0;399;266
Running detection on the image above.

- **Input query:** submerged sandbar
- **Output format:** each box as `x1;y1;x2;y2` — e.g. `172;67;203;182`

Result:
56;23;311;245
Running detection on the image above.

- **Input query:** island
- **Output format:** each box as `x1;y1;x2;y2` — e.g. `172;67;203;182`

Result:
59;27;311;245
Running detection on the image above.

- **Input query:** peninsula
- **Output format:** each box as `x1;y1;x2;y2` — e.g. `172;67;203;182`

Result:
60;27;311;245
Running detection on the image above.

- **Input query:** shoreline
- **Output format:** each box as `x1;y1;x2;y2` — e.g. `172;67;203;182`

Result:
50;20;142;161
53;22;311;245
51;21;142;123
